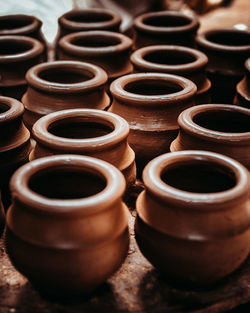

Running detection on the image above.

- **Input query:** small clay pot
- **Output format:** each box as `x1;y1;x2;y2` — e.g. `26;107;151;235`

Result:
0;96;31;208
135;150;250;285
237;57;250;108
58;8;122;38
6;154;129;298
0;35;45;100
133;10;199;49
109;73;197;174
170;104;250;170
131;45;211;104
22;61;109;131
196;28;250;104
31;109;136;188
57;30;133;82
0;192;5;237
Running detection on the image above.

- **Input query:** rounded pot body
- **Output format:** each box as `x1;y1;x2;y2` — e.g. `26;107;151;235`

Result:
31;109;136;188
22;61;109;131
196;28;250;104
0;96;31;208
171;104;250;169
135;150;250;285
237;57;250;108
109;72;197;174
0;192;5;236
6;154;129;298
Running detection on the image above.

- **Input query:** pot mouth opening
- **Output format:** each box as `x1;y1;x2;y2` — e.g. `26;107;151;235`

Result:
0;101;10;114
143;15;191;28
0;16;33;30
143;50;197;65
206;31;250;47
0;39;33;55
70;34;121;48
67;11;113;23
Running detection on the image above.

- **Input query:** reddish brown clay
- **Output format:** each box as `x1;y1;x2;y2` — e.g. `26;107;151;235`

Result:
237;57;250;108
0;96;31;208
57;30;133;82
135;150;250;285
131;45;211;104
109;73;196;174
170;104;250;169
22;61;109;131
6;154;129;298
31;109;136;188
196;28;250;104
0;192;4;237
0;35;45;100
133;10;199;49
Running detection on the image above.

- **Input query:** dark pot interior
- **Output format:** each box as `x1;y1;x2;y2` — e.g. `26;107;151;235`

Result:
71;35;120;48
0;16;32;30
143;50;196;65
0;39;33;55
206;31;250;46
143;15;190;28
66;12;113;23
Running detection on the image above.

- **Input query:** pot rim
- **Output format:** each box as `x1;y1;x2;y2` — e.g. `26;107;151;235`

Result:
178;104;250;143
25;60;108;94
110;72;197;104
130;45;208;74
134;10;199;35
58;8;121;31
143;150;250;208
10;154;125;215
32;109;129;151
58;30;132;56
245;57;250;73
0;35;44;63
0;96;24;123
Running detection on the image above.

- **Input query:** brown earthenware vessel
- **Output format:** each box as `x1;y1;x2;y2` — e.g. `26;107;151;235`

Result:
6;154;129;298
196;29;250;104
31;109;136;188
237;58;250;108
0;192;5;237
131;45;211;104
22;61;109;131
0;96;31;208
109;73;197;174
170;104;250;169
57;30;133;82
135;150;250;285
133;10;199;49
0;35;45;100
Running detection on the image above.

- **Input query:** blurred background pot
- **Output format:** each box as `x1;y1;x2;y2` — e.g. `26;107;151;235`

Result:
0;192;5;237
237;57;250;108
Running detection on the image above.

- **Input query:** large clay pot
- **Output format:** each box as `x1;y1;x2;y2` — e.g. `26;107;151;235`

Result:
237;57;250;108
133;10;199;49
57;30;133;82
0;35;44;100
196;28;250;104
31;109;136;188
109;72;196;174
0;96;31;209
22;61;109;131
0;192;4;237
131;45;211;104
135;150;250;285
6;154;129;298
170;104;250;170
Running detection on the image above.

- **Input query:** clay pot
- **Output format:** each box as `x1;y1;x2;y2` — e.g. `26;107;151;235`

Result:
31;109;136;188
170;104;250;170
196;28;250;104
22;61;109;131
6;154;129;298
237;57;250;108
131;45;211;104
133;10;199;49
57;30;133;82
109;73;197;174
135;150;250;285
0;192;5;237
0;96;31;209
0;35;45;100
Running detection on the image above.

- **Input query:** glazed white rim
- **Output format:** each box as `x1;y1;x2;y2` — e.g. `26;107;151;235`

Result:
0;14;41;35
0;96;24;123
32;109;129;151
10;154;125;215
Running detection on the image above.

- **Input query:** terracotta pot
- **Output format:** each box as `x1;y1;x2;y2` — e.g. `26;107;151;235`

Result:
22;61;109;131
170;104;250;170
135;150;250;285
6;154;129;298
0;192;5;237
0;96;31;209
57;30;133;82
133;10;199;49
0;35;45;100
109;73;196;174
237;57;250;108
131;45;211;104
31;109;136;188
196;28;250;104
